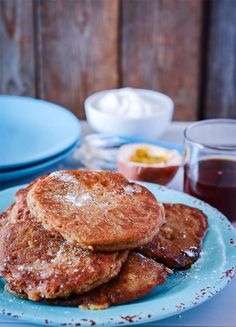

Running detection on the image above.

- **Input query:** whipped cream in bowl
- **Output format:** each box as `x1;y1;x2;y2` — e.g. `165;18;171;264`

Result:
85;88;174;139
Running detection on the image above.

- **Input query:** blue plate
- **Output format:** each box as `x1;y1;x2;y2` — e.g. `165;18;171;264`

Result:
0;143;77;182
0;96;81;170
0;183;236;326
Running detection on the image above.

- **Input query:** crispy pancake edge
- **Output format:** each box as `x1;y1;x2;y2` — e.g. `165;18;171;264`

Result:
137;203;208;269
46;252;171;309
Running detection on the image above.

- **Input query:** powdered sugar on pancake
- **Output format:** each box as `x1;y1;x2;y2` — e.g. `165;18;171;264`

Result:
64;193;92;207
51;171;78;184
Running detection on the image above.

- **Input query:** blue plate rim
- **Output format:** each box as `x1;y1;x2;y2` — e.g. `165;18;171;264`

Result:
115;135;183;154
0;142;77;182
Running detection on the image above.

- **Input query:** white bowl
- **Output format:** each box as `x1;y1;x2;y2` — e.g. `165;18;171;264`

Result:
85;88;174;139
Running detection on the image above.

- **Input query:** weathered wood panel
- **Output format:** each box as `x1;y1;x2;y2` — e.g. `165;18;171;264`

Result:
121;0;203;121
0;0;35;96
0;0;235;121
204;0;236;119
35;0;119;118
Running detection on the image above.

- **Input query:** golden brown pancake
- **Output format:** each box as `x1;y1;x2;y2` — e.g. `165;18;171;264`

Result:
138;203;208;269
46;252;170;309
14;175;47;208
0;204;14;230
0;203;128;301
27;170;164;251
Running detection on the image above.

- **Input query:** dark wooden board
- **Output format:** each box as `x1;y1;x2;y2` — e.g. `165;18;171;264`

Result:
121;0;203;121
204;0;236;119
35;0;119;118
0;0;35;96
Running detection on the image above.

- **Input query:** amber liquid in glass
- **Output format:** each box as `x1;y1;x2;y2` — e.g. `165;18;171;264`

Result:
184;158;236;222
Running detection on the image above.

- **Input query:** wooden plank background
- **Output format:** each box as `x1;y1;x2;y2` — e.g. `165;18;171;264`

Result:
0;0;235;120
35;0;119;119
204;0;236;119
121;0;202;120
0;0;35;96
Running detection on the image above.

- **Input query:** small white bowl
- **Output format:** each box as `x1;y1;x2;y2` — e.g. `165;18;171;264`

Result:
85;88;174;139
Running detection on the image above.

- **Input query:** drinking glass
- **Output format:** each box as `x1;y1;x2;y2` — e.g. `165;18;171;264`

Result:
184;119;236;222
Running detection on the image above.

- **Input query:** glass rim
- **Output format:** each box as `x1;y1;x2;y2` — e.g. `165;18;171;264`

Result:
184;119;236;151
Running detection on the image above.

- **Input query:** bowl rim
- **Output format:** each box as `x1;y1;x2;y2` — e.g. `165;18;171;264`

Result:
117;143;182;167
84;88;174;121
184;119;236;151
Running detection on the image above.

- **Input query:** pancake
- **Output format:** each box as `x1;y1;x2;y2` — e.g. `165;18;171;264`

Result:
46;252;170;309
0;176;47;229
138;203;208;269
0;204;14;230
27;170;164;251
14;175;47;207
0;203;128;301
0;204;13;220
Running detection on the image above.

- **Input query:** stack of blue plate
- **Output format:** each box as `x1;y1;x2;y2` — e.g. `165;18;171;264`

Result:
0;96;81;182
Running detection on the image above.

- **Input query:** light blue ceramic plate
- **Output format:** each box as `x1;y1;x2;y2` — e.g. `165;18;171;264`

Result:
0;183;236;326
0;96;81;170
0;143;77;182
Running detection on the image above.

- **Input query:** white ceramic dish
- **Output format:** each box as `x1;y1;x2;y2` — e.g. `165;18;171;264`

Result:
85;88;174;139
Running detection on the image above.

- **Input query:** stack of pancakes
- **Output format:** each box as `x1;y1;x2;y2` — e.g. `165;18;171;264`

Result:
0;170;208;309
